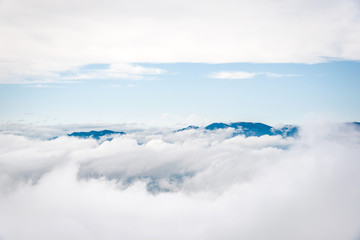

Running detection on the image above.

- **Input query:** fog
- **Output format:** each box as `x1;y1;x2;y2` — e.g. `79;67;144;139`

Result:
0;123;359;240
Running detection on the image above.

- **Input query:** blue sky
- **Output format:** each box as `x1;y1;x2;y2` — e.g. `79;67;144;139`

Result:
1;0;360;126
1;61;359;126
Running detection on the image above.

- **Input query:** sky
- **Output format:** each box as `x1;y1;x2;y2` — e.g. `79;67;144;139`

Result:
0;0;360;126
1;1;360;239
1;61;359;126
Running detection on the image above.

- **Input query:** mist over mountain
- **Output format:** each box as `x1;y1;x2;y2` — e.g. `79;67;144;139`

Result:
68;130;125;139
0;121;360;240
65;122;298;141
204;122;298;137
63;122;360;143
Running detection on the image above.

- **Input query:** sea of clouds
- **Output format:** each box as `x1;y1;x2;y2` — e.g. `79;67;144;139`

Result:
0;123;360;240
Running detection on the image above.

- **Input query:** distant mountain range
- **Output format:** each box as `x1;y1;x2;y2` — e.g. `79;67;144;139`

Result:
174;125;200;132
65;122;360;140
67;130;125;140
350;122;360;128
195;122;297;137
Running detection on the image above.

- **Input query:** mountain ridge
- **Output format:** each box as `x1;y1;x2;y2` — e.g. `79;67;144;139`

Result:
64;122;360;140
179;121;298;138
68;130;125;140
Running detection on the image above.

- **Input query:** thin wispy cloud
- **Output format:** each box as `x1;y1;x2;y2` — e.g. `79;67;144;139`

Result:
209;71;299;79
64;63;166;81
209;71;257;79
265;72;299;78
0;63;166;84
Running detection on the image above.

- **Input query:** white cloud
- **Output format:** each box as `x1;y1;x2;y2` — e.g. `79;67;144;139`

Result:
265;72;299;78
209;71;298;79
110;63;165;75
0;0;359;83
0;123;360;239
209;71;257;79
0;63;165;84
64;63;165;81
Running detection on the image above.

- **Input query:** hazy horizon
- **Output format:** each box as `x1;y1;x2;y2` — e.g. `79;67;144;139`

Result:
1;0;360;239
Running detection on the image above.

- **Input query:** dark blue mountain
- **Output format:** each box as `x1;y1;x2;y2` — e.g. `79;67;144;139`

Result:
205;122;231;130
351;122;360;128
230;122;277;137
68;130;125;140
204;122;298;138
175;125;199;132
278;125;298;137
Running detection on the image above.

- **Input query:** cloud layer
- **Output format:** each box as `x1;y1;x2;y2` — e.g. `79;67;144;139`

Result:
1;0;360;83
0;123;360;240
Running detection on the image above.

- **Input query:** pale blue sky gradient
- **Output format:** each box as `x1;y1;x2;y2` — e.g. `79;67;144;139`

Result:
1;61;359;126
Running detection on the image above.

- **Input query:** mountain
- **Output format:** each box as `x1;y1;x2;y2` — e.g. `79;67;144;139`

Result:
180;122;298;138
278;125;298;137
229;122;278;137
204;122;231;130
351;122;360;128
68;130;125;140
175;125;199;132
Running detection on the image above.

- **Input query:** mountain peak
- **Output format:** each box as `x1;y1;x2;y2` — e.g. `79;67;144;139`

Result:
68;130;125;140
202;121;298;137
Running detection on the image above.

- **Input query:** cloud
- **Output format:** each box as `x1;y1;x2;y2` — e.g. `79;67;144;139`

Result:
265;72;299;78
63;63;165;81
0;63;165;84
209;71;257;79
0;0;359;83
0;122;144;140
209;71;298;79
0;123;360;239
